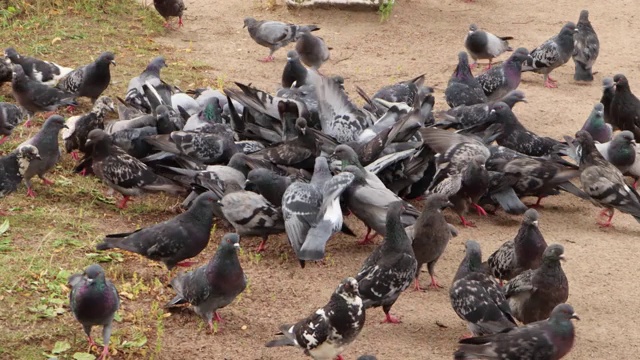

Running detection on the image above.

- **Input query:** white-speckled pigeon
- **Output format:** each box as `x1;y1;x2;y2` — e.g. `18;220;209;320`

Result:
63;97;115;161
445;51;488;108
0;102;24;144
476;48;531;101
573;10;599;81
0;145;40;207
522;22;577;88
56;52;115;103
4;47;73;85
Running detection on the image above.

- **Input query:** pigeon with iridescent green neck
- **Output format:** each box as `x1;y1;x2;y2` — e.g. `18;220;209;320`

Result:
580;103;611;143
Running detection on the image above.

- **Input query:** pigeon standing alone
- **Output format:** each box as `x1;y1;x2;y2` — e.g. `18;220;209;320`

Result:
96;191;217;270
56;51;116;103
464;24;513;70
154;0;186;29
165;233;246;332
265;277;365;360
4;47;73;85
521;22;578;88
355;201;417;324
450;240;517;337
454;303;579;360
19;115;67;197
69;264;119;360
243;17;320;63
296;32;331;70
572;10;599;82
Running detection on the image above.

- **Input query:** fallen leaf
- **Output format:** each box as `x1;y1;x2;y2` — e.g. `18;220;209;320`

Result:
51;37;62;45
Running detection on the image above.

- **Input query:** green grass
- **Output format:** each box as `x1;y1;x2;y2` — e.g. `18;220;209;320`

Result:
0;1;216;358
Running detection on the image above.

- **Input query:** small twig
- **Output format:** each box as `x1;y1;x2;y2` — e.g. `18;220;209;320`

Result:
333;53;355;65
435;320;448;328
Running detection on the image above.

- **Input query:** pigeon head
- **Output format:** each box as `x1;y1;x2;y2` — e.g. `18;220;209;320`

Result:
11;63;25;78
602;77;614;90
593;103;604;116
560;22;578;36
508;47;531;64
454;51;472;79
502;90;528;107
85;128;110;147
542;244;566;262
192;191;218;206
549;303;580;323
490;101;511;118
578;10;589;23
243;17;256;28
574;129;595;147
425;193;453;211
613;131;636;148
246;168;279;191
523;208;539;226
468;24;478;33
332;144;360;169
219;233;241;252
613;74;629;89
42;115;68;131
97;51;116;66
295;117;308;135
80;264;107;285
313;156;330;174
4;47;18;61
148;56;167;72
464;239;483;271
156;104;171;117
335;277;361;301
286;50;299;61
94;97;116;114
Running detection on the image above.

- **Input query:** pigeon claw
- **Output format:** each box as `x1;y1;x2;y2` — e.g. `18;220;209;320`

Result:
472;203;487;216
413;278;426;292
256;239;267;252
26;187;36;198
117;196;131;209
459;216;476;228
381;313;401;324
0;135;8;145
70;151;80;161
42;177;54;186
429;275;443;290
544;76;558;89
97;345;110;360
176;260;196;267
213;311;224;323
258;55;275;63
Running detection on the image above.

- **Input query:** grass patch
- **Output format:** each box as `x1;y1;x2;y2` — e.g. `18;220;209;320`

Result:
0;0;216;358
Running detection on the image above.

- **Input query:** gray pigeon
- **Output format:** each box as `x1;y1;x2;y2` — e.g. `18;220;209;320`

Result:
0;102;25;144
464;24;513;69
504;244;568;324
595;130;636;175
572;10;599;81
265;277;365;360
435;90;527;131
355;201;417;323
243;17;319;62
96;191;217;270
600;77;615;126
165;233;246;332
56;52;115;103
282;50;308;88
295;32;330;70
487;209;547;284
19;115;67;197
476;48;531;101
124;56;167;113
219;190;285;252
154;0;186;29
522;22;578;88
572;130;640;226
445;51;488;108
62;96;115;160
4;47;73;85
69;264;119;360
334;145;420;244
580;103;611;143
245;168;292;207
455;303;579;360
144;130;238;165
0;145;40;208
85;129;184;209
450;240;517;337
411;193;456;290
11;64;76;126
282;157;355;266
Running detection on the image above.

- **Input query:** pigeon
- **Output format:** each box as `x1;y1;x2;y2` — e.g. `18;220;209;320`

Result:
68;264;119;360
245;168;292;207
334;146;420;244
365;74;426;110
476;48;531;101
85;129;184;209
464;24;513;70
595;130;636;175
601;77;615;126
445;51;488;108
454;303;579;360
580;103;611;143
357;356;377;360
450;240;517;337
165;233;246;331
4;47;73;85
56;51;115;103
0;57;11;84
491;102;567;157
18;115;67;197
572;10;599;82
609;74;640;140
487;209;547;284
355;201;417;323
144;130;238;165
572;130;640;226
124;56;167;113
0;102;25;144
96;191;217;269
282;157;355;266
154;0;186;29
265;277;365;360
435;90;527;131
411;193;456;290
504;244;569;324
250;117;320;170
295;32;330;70
10;64;76;125
0;145;40;204
243;17;320;62
522;22;578;88
63;97;115;160
282;50;308;88
218;190;285;252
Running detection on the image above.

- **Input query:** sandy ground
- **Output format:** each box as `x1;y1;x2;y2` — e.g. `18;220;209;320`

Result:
145;0;640;359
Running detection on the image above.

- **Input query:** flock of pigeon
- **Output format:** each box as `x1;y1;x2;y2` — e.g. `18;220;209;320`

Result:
3;4;640;360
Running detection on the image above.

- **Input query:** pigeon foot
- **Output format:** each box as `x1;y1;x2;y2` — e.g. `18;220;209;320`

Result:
472;203;487;216
429;275;443;290
256;239;267;252
97;345;109;360
0;135;8;145
459;216;476;228
42;177;54;186
176;260;196;267
26;187;36;198
70;151;80;161
258;55;275;63
117;196;131;209
381;313;401;324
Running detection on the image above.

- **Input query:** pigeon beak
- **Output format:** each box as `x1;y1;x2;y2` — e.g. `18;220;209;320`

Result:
110;60;116;66
217;200;224;207
233;243;241;249
490;109;496;115
445;201;454;208
559;254;567;261
85;139;92;146
571;313;580;320
243;23;247;28
521;98;528;103
532;220;539;226
300;127;306;135
63;125;69;129
35;154;42;160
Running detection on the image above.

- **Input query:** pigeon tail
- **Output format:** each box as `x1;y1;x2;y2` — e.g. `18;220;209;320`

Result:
298;220;333;261
573;61;594;81
265;337;296;348
492;187;528;215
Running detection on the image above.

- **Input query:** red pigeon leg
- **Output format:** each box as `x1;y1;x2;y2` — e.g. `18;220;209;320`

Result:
176;260;196;267
97;345;109;360
472;203;487;216
66;105;76;113
429;274;443;290
459;215;476;228
485;59;493;70
213;311;224;323
597;209;615;228
117;196;131;209
336;356;345;360
79;168;88;176
413;278;423;292
87;336;98;351
258;55;275;63
26;187;36;198
70;151;80;161
357;228;378;245
41;177;54;186
0;135;8;145
381;312;401;324
256;236;268;252
178;16;183;27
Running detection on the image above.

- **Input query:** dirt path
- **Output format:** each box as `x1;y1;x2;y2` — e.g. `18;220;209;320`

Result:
152;0;640;358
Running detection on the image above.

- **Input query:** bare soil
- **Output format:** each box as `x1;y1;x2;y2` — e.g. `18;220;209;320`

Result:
145;0;640;358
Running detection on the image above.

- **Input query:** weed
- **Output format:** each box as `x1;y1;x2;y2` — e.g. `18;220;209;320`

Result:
379;0;395;22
